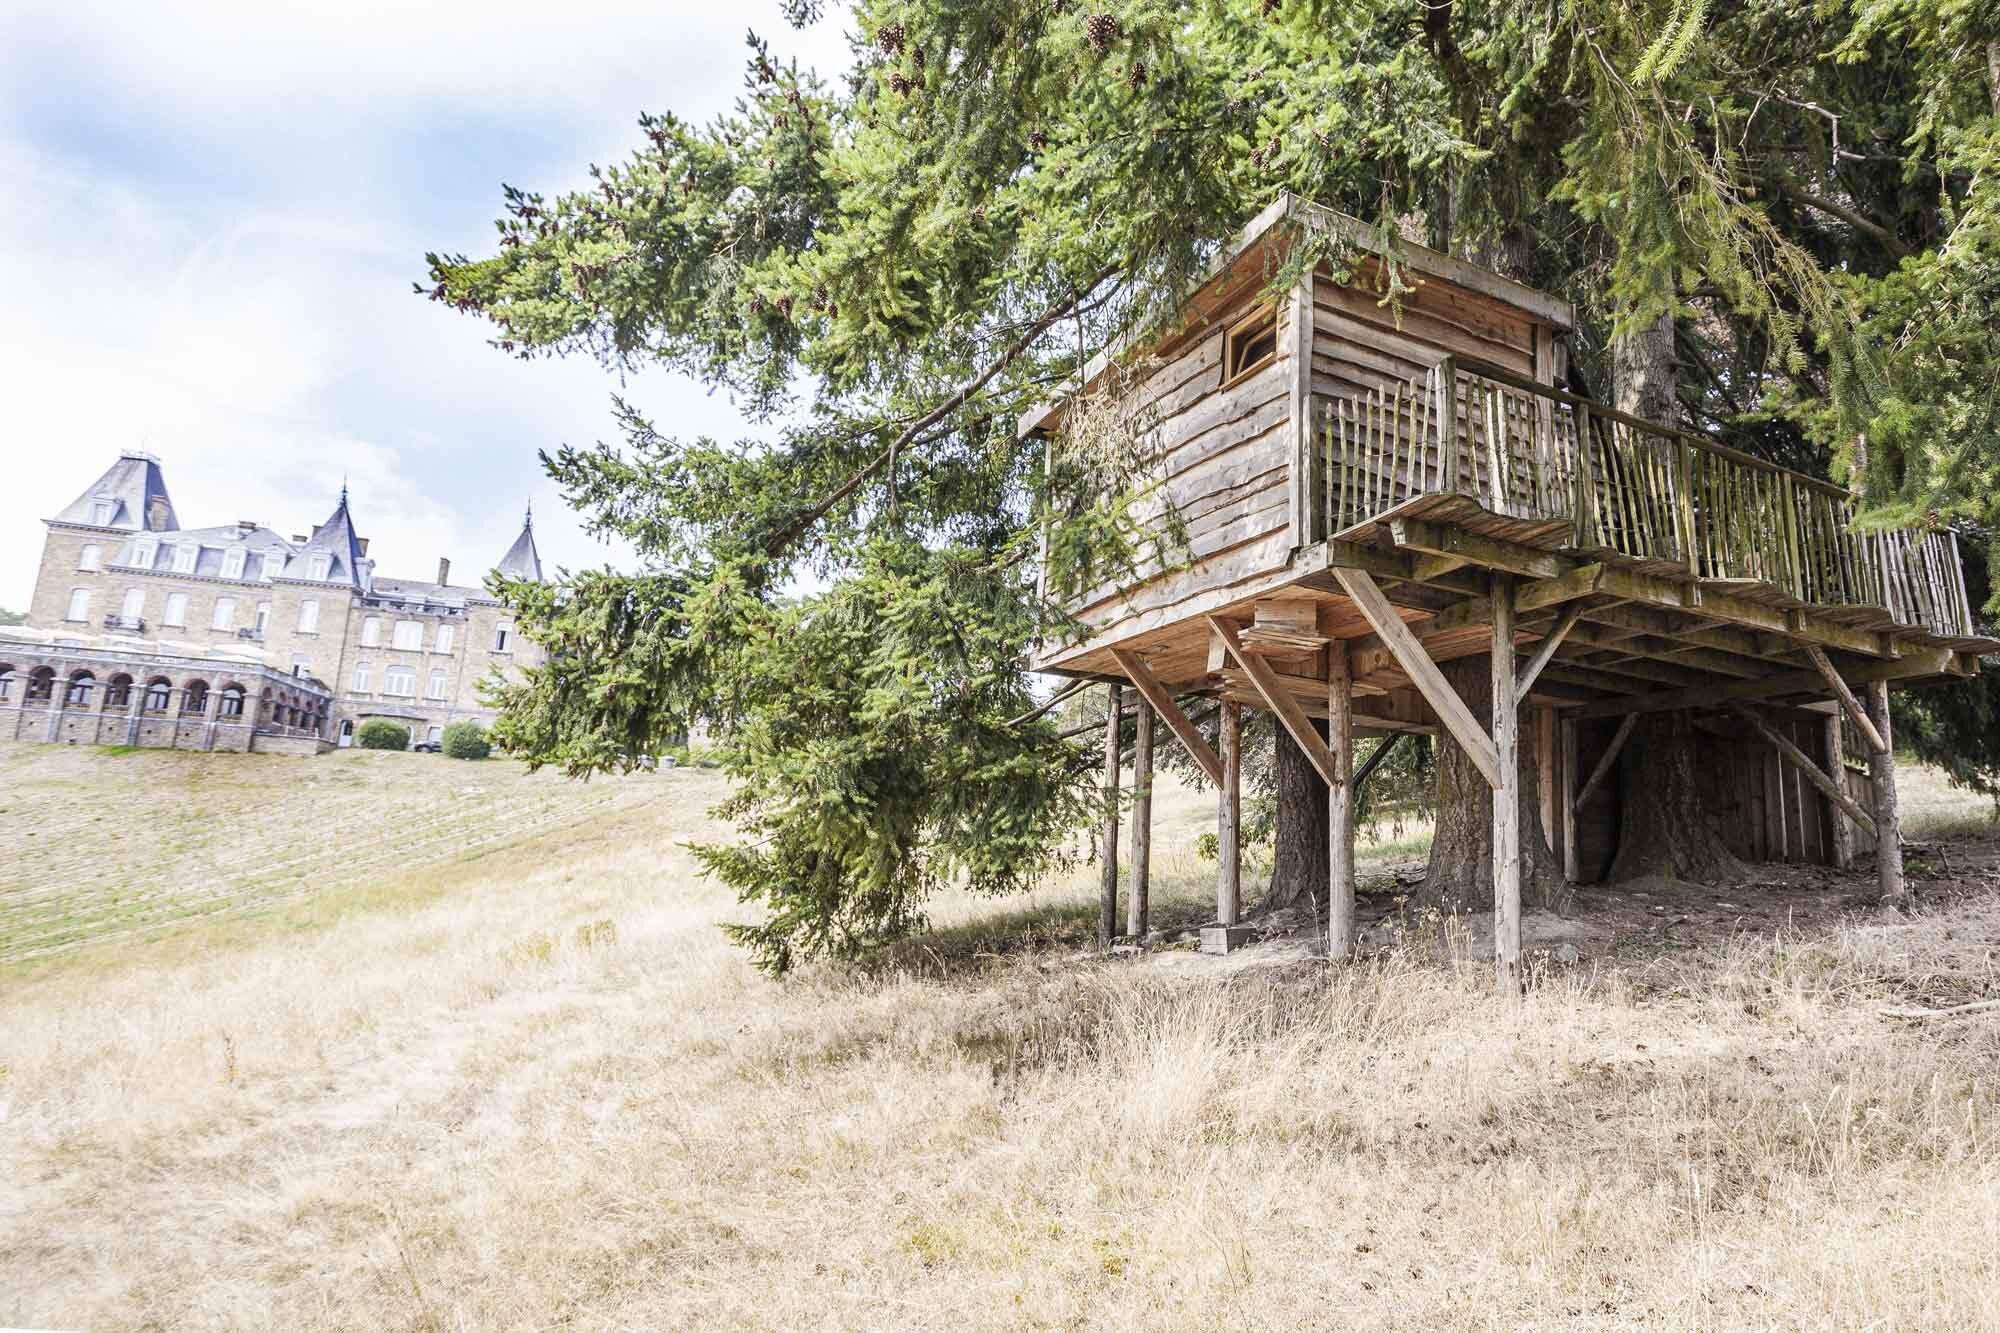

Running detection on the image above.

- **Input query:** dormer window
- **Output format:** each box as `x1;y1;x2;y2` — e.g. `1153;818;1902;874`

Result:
221;548;246;580
90;498;114;525
264;550;286;580
172;543;198;574
307;554;332;581
133;540;157;569
1223;305;1279;383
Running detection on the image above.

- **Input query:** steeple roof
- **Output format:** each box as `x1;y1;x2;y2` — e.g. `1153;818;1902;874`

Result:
280;484;369;587
494;504;544;583
52;451;178;531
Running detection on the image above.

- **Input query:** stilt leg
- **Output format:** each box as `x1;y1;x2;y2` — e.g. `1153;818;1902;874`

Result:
1328;644;1355;960
1491;573;1521;993
1128;700;1153;939
1100;682;1121;947
1824;713;1854;870
1218;700;1241;927
1560;715;1579;883
1867;680;1903;902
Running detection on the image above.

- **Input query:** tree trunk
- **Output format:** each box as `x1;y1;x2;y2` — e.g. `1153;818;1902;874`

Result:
1613;311;1678;427
1264;718;1330;911
1419;656;1566;913
1605;711;1746;884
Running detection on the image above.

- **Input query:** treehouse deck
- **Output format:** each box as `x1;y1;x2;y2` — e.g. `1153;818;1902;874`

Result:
1029;195;1997;986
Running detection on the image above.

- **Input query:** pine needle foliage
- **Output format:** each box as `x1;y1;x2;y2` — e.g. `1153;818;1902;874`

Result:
431;0;2000;968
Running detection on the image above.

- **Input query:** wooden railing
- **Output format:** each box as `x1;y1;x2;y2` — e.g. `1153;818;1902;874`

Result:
1323;358;1977;640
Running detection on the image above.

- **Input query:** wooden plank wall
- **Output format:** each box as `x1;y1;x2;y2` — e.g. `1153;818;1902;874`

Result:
1061;287;1301;657
1569;714;1843;878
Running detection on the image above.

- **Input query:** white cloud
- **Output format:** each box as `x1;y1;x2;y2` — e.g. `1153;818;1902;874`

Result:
0;1;854;608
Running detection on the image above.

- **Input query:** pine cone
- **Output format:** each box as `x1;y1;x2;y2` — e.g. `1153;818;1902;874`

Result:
1261;0;1279;14
877;22;905;55
1085;14;1119;53
912;46;926;71
1127;60;1147;88
889;71;914;95
1029;130;1049;151
1050;0;1067;13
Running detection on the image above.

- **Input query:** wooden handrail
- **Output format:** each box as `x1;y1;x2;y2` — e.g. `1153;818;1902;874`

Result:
1452;356;1853;500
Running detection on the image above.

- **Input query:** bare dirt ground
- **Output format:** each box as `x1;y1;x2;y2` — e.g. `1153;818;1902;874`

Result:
3;750;2000;1329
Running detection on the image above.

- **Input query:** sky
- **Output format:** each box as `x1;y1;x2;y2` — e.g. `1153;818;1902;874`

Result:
0;0;855;609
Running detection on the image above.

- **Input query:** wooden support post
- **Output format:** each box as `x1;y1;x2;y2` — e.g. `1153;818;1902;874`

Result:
1328;642;1356;961
1491;572;1521;994
1100;682;1121;948
1729;705;1877;838
1218;700;1242;927
1868;680;1904;902
1560;716;1580;883
1573;714;1637;813
1128;700;1153;939
1824;713;1855;869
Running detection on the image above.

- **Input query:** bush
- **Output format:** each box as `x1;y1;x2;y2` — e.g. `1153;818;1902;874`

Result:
442;720;491;760
355;720;410;751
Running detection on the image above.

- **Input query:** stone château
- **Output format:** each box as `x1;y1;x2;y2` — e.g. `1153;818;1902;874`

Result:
0;452;547;753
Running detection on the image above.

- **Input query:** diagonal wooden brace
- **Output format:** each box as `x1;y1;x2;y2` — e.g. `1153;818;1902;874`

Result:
1730;704;1878;838
1802;644;1888;755
1572;714;1637;813
1108;648;1224;786
1332;568;1502;789
1514;602;1585;706
1204;616;1340;786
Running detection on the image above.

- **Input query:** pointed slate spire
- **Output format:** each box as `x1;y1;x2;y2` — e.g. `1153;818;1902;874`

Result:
52;451;178;531
495;503;544;582
283;485;368;586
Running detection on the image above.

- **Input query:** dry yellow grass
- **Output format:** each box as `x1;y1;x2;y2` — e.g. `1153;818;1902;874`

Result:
3;750;2000;1329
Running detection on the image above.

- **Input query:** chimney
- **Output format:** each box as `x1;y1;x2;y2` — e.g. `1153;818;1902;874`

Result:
437;556;451;586
291;534;307;544
238;520;258;533
148;496;171;529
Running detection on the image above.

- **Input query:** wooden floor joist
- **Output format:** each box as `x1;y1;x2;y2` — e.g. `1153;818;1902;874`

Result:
1567;647;1959;720
1206;615;1339;786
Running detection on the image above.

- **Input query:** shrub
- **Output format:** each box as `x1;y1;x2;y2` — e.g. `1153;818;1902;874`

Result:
442;720;491;760
355;720;410;751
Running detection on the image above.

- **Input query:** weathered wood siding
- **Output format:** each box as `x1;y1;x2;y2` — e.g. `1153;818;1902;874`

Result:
1052;285;1303;672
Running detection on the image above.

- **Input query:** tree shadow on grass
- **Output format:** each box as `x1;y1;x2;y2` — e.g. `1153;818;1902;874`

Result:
876;887;1222;982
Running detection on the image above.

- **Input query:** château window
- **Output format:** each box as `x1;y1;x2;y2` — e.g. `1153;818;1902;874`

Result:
297;599;320;633
133;540;157;569
352;661;372;692
78;544;102;572
383;666;416;697
1222;305;1279;383
212;597;237;631
121;588;145;621
90;498;114;525
255;602;271;634
426;668;448;700
392;620;422;651
163;593;189;628
434;624;454;655
221;548;246;579
173;544;198;574
493;623;512;653
66;671;94;706
264;550;286;580
307;554;332;581
362;616;383;647
219;685;245;717
144;679;171;711
66;588;91;622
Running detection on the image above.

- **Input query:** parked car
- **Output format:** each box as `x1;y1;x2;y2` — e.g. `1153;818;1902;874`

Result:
411;741;441;753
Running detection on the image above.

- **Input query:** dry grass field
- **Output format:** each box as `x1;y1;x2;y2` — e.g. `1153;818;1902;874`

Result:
4;745;2000;1329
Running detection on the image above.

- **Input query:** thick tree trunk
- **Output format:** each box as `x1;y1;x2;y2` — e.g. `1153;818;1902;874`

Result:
1605;711;1746;884
1265;718;1330;911
1419;656;1566;913
1614;312;1678;427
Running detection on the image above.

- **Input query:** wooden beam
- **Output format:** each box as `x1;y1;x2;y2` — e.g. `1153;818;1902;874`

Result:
1515;563;1606;612
1328;642;1356;961
1573;714;1638;812
1560;716;1580;882
1492;572;1522;994
1389;517;1570;580
1331;568;1502;789
1206;615;1339;786
1306;539;1488;597
1099;682;1121;948
1108;648;1225;785
1567;647;1955;720
1514;602;1585;705
1128;700;1153;938
1868;680;1904;902
1729;705;1877;837
1218;700;1241;926
1803;644;1887;754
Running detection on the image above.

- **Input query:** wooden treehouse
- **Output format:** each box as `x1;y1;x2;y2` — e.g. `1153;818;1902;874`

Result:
1026;196;1997;987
